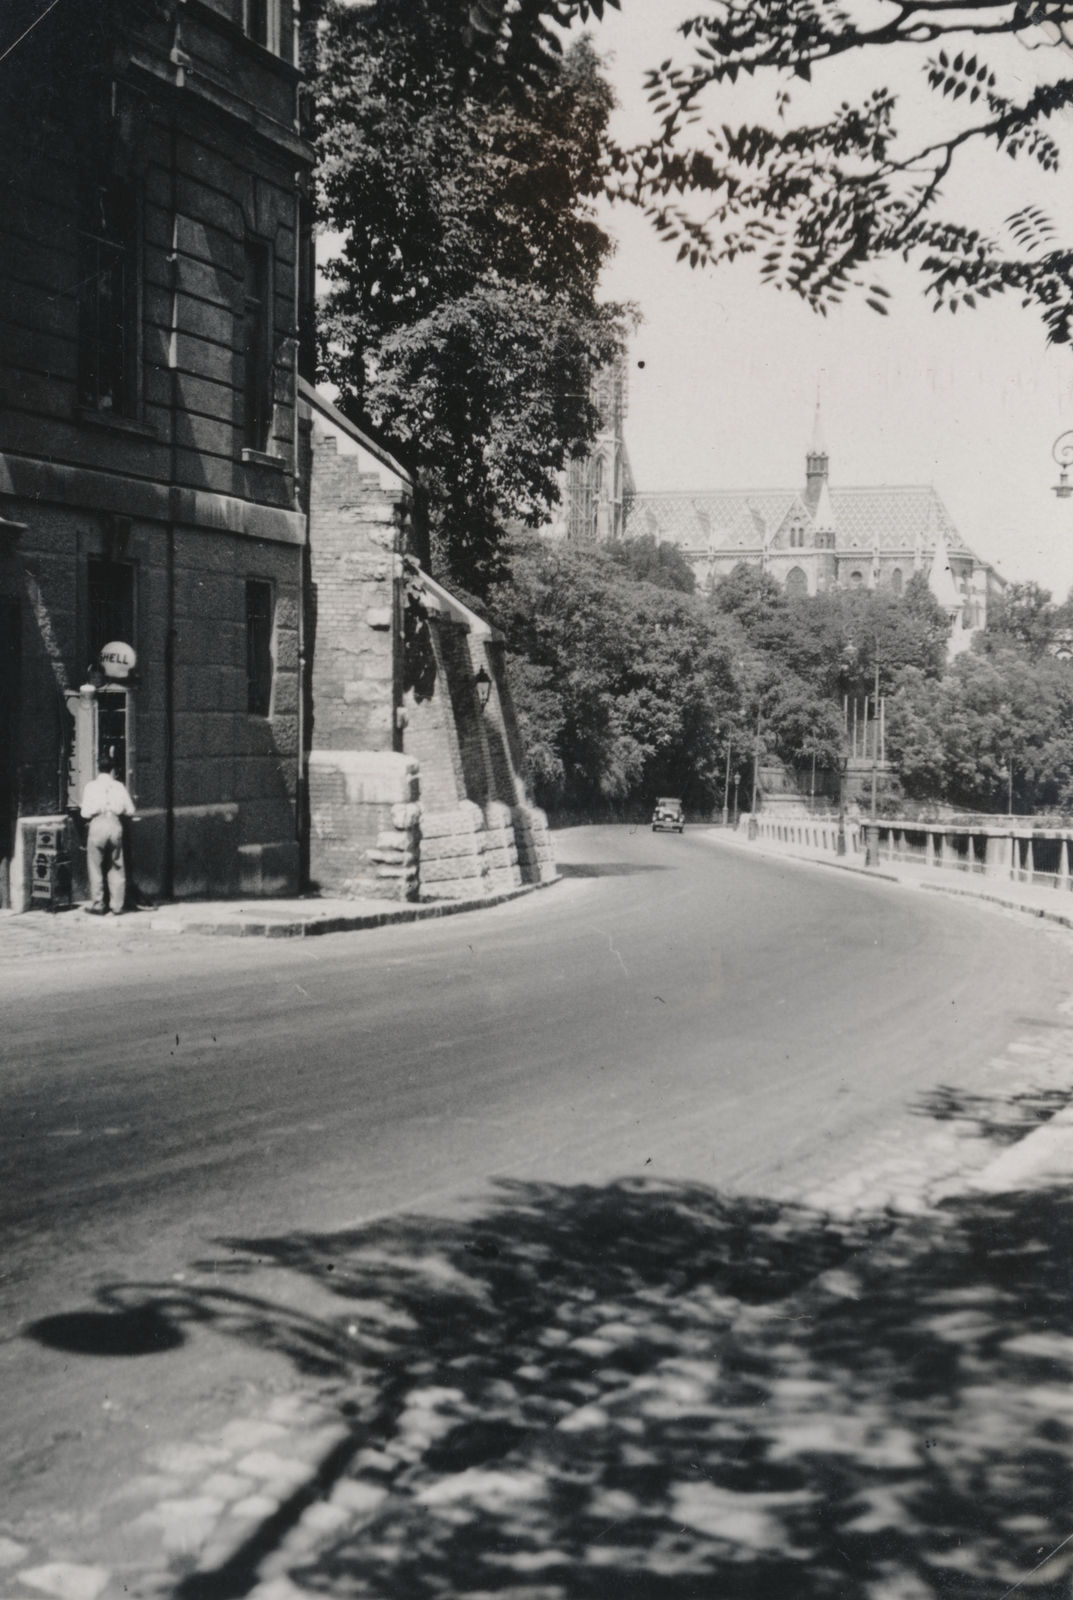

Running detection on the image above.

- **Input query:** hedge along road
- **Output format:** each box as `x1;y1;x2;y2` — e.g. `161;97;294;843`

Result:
1;820;1071;1528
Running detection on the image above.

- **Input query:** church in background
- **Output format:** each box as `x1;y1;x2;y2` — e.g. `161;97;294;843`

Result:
546;355;635;544
624;410;1004;657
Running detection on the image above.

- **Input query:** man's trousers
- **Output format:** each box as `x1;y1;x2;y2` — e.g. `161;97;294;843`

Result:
86;814;126;913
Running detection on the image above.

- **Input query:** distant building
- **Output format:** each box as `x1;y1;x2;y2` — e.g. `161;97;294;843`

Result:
547;355;635;544
627;409;1004;657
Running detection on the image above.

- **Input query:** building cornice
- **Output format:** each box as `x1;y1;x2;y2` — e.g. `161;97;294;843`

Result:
123;46;311;167
0;452;306;545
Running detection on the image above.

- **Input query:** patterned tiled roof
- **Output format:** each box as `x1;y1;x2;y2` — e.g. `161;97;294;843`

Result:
628;485;976;561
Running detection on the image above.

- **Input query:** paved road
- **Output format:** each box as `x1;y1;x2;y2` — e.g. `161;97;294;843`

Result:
2;824;1072;1561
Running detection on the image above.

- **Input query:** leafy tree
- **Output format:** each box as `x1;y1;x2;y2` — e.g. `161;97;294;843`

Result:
710;563;787;632
603;0;1073;346
606;534;697;593
488;535;738;812
887;648;1073;810
977;580;1058;658
312;5;629;596
708;562;948;782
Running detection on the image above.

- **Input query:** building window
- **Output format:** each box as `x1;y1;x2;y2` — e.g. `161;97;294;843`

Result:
87;558;135;669
245;0;278;51
78;182;138;415
246;580;274;717
850;570;863;586
785;566;808;598
297;197;316;382
243;240;273;454
891;567;903;596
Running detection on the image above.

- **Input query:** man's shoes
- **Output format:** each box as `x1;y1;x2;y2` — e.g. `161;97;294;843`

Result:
83;905;106;916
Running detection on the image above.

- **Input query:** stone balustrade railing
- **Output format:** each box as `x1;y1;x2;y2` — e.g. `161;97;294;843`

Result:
737;813;1073;890
863;821;1073;886
744;815;864;858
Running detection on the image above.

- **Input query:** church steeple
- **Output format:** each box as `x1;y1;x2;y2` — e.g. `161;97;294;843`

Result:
805;400;828;514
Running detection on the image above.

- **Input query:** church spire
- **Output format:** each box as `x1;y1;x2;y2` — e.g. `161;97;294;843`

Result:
805;398;829;513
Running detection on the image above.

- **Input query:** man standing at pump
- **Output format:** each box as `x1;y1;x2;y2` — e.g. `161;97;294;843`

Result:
80;754;135;916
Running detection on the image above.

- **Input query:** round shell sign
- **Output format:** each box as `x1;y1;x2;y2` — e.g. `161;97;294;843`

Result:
100;640;136;680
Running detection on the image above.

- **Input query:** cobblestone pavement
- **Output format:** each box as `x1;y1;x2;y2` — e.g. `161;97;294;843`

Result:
5;983;1073;1599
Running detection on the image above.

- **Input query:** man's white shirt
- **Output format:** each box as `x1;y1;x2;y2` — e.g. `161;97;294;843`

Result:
81;774;135;820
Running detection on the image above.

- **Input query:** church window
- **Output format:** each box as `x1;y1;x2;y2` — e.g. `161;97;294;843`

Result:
891;568;903;596
785;566;807;598
850;570;863;586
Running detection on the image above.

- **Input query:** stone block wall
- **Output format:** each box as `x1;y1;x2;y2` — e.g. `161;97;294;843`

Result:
308;749;419;900
419;800;489;900
512;803;557;885
304;437;558;902
307;435;402;755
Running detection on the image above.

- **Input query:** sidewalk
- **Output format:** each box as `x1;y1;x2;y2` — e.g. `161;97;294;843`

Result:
703;820;1073;1207
0;878;554;958
701;822;1073;932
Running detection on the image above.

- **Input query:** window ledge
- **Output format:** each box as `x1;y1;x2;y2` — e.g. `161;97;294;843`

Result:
75;407;158;439
242;448;286;471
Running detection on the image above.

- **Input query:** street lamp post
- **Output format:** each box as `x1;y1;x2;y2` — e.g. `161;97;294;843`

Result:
1053;432;1073;498
722;738;732;827
750;709;761;817
870;648;880;821
837;753;849;856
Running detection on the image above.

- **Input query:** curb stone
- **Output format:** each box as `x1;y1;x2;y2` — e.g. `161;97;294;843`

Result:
145;878;559;940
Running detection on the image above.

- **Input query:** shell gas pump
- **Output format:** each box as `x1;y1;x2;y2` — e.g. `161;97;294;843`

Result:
66;641;137;806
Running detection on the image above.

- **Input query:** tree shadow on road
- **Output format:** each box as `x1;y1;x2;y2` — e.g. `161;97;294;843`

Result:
29;1178;1073;1600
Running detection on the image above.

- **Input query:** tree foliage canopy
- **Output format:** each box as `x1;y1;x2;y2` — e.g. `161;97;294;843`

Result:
489;535;738;813
603;1;1073;345
313;3;630;595
489;547;958;815
887;648;1073;810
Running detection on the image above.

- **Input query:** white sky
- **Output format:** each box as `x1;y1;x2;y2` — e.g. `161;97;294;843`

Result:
586;2;1073;595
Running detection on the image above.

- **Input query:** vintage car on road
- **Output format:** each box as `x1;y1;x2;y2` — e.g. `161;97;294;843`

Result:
651;798;685;833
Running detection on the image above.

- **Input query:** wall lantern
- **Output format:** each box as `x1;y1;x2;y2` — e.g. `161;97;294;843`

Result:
1053;431;1073;498
474;664;493;711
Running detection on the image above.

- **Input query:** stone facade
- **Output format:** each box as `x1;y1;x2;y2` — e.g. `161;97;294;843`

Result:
0;0;313;908
2;2;554;913
302;385;556;902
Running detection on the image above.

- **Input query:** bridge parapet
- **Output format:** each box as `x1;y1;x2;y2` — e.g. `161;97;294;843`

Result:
864;821;1073;887
740;811;1073;891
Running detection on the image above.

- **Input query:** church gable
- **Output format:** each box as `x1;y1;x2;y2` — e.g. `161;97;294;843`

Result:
772;496;813;549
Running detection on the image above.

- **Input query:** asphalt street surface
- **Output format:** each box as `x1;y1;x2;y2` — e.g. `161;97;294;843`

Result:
2;822;1073;1570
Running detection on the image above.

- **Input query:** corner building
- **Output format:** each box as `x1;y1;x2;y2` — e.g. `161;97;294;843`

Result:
0;0;314;907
